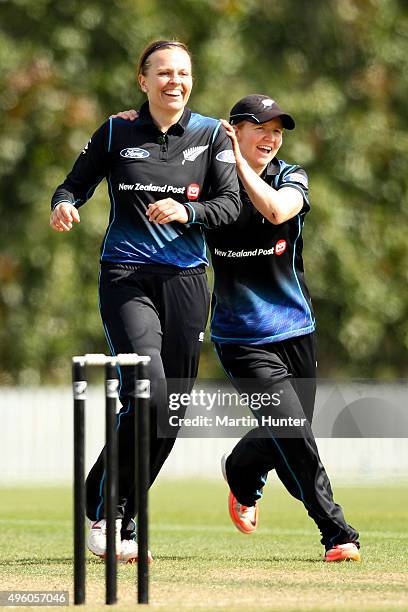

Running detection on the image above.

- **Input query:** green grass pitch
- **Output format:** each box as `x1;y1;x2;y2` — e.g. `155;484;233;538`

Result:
1;480;407;611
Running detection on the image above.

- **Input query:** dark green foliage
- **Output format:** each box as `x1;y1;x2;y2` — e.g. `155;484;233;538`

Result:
0;0;407;382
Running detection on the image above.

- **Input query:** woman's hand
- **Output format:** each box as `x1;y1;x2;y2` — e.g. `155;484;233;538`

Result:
110;109;139;121
220;119;245;169
50;202;80;232
147;199;189;224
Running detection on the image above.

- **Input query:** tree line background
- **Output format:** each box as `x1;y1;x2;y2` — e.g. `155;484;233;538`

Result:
0;0;407;384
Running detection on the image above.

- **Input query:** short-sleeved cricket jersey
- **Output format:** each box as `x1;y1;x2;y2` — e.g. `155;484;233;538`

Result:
51;103;240;268
206;158;316;344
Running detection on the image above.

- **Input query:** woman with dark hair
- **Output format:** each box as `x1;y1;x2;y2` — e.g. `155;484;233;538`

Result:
50;40;240;563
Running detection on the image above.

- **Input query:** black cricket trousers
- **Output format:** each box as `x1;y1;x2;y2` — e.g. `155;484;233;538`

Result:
86;263;210;524
215;333;359;549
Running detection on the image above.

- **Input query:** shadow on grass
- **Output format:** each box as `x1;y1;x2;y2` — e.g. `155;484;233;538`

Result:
0;556;120;567
0;554;323;567
155;555;322;563
0;558;72;566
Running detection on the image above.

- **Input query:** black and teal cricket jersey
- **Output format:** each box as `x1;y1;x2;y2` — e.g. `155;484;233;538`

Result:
51;102;240;268
207;158;316;344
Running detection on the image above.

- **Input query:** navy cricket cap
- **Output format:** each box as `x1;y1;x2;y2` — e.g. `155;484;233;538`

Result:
229;94;295;130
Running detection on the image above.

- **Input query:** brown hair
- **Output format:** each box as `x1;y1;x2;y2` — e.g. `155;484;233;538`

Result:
137;40;192;77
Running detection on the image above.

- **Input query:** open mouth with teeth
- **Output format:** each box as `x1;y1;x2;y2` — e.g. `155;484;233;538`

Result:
257;145;272;154
163;90;183;98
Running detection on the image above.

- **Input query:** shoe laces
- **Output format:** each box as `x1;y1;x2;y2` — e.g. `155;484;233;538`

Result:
92;519;122;536
91;520;107;535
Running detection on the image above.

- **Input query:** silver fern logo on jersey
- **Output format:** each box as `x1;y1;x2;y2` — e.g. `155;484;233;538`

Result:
120;147;150;159
182;145;209;164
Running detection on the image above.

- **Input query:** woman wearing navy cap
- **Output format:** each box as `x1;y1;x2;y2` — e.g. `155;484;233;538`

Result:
210;94;360;562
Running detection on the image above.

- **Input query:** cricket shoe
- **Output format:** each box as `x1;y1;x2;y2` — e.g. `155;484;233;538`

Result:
221;453;259;534
325;542;361;562
87;519;122;559
120;539;153;564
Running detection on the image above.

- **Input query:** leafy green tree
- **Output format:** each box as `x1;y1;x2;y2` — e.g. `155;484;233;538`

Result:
0;0;407;383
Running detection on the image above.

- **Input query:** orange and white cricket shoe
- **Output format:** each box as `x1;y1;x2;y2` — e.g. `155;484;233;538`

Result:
228;491;259;534
325;542;361;562
221;453;259;534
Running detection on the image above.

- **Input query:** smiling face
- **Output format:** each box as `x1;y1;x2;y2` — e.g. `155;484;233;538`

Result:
235;118;283;174
138;47;193;121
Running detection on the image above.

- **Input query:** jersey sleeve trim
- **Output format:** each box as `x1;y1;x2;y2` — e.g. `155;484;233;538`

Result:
51;199;73;211
211;121;221;144
108;117;113;152
184;202;196;223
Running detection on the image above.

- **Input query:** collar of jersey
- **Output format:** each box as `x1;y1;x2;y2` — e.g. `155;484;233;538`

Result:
262;157;280;178
138;101;191;134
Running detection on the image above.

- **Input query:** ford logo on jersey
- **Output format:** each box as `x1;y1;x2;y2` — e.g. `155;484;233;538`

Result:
216;150;236;163
120;147;150;159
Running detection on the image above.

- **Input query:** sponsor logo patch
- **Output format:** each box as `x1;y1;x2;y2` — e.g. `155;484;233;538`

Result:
262;99;275;107
120;147;150;159
275;239;287;255
182;145;209;164
283;172;308;188
187;183;200;200
214;240;287;258
216;150;236;163
118;182;185;194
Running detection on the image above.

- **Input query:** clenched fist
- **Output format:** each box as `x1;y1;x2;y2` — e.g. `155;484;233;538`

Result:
50;202;81;232
146;199;189;224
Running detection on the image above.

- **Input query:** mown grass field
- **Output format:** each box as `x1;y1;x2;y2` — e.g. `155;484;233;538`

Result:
1;481;407;611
